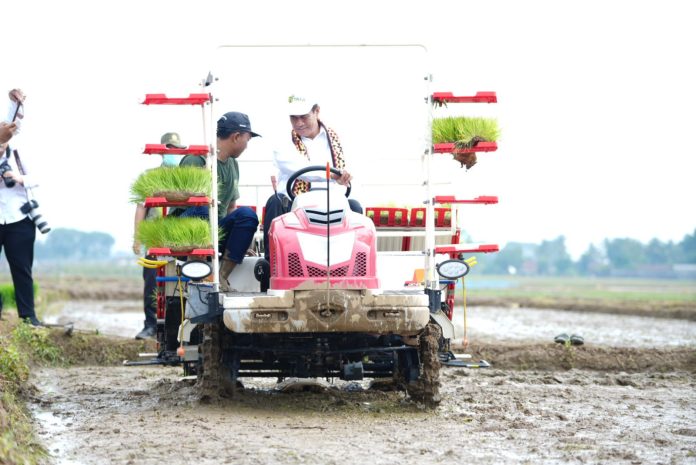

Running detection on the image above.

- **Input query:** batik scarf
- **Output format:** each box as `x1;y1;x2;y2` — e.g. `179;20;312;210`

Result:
290;121;345;196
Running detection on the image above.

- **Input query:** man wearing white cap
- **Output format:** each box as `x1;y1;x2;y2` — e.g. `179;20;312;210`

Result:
262;93;362;261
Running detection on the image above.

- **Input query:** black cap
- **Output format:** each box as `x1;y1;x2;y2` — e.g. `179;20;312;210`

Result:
217;112;260;137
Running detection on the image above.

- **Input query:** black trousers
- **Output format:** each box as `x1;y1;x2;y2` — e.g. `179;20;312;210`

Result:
0;217;37;320
142;261;157;329
263;194;362;260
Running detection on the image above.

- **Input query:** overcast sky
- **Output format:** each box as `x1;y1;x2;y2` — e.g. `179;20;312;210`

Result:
3;0;695;259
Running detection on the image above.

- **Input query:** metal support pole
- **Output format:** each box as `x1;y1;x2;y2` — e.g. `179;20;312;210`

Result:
201;78;219;292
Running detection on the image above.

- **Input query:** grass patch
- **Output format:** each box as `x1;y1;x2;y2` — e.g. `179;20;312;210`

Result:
0;321;62;465
130;166;212;203
0;316;153;464
0;388;45;465
432;116;501;147
0;342;29;384
11;323;63;365
136;216;213;250
0;283;38;310
48;331;152;366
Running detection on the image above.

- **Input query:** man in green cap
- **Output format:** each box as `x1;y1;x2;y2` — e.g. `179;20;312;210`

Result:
132;131;188;339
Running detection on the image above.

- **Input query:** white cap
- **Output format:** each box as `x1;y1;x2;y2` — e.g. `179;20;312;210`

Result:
287;93;317;116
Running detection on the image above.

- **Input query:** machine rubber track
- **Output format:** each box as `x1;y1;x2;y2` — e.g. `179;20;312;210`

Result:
405;322;442;406
197;321;236;401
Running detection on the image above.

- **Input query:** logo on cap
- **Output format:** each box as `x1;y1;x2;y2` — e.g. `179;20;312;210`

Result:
288;94;306;104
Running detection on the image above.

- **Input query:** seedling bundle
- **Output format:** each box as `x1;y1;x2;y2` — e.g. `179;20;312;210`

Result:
130;166;212;203
136;216;214;251
131;165;214;250
432;116;500;169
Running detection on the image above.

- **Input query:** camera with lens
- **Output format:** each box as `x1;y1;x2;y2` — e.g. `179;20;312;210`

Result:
0;159;16;188
20;199;51;234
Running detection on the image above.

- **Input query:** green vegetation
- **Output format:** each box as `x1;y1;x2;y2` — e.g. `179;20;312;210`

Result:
479;230;696;279
0;322;64;465
0;388;45;465
136;216;213;250
11;323;63;365
432;116;500;147
0;283;38;309
130;166;212;203
0;342;28;383
0;318;151;464
35;228;115;261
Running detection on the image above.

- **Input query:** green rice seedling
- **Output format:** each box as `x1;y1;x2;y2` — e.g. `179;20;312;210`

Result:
129;166;213;203
432;116;501;148
136;217;214;250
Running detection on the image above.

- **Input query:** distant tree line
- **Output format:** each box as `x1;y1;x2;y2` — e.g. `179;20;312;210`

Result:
34;228;115;261
13;227;696;279
481;228;696;278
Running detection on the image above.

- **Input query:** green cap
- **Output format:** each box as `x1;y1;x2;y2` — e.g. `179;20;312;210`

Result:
160;132;185;149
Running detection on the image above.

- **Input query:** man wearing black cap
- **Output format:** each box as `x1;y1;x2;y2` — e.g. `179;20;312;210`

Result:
178;112;260;292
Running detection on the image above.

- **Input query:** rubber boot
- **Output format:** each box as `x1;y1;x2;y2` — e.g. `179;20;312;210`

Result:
219;258;236;292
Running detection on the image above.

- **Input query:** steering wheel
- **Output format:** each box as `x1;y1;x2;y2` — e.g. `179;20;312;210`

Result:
286;165;352;200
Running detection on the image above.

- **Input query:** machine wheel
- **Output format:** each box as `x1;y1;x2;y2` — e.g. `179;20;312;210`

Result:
196;320;237;400
405;322;442;406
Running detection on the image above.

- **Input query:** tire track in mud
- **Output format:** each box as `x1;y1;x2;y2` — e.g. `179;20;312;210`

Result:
30;365;696;465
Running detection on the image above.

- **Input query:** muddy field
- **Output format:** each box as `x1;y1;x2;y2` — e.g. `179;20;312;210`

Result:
31;366;696;465
26;277;696;464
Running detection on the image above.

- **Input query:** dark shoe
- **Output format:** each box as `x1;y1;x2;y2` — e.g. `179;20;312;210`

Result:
135;326;156;340
569;334;584;346
554;333;570;345
23;316;43;327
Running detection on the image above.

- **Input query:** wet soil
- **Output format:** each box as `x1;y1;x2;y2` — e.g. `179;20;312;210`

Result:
38;276;142;301
27;278;696;465
468;296;696;321
31;366;696;465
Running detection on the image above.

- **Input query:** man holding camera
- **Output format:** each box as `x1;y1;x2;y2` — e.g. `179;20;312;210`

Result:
0;88;43;326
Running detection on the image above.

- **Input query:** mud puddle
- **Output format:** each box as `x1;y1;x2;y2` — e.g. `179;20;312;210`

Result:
30;366;696;465
43;300;144;339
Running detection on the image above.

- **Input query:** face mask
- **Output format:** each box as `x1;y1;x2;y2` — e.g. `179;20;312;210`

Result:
161;154;183;167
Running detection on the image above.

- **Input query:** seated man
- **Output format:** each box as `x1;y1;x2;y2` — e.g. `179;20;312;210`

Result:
176;112;261;291
263;93;362;261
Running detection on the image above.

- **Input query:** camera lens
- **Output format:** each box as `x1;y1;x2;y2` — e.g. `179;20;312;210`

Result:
37;221;50;234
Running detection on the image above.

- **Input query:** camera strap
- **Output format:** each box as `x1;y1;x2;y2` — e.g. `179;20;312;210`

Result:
12;148;27;176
